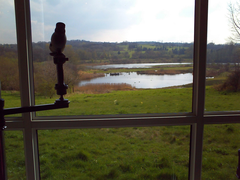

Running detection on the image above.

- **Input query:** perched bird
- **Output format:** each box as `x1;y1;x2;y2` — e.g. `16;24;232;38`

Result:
49;22;66;55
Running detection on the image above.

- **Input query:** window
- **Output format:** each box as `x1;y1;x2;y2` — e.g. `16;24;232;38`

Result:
2;0;240;179
30;0;195;116
205;0;240;112
0;0;21;116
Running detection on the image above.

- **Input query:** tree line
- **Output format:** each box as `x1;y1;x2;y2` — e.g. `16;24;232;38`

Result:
207;42;240;63
2;41;240;64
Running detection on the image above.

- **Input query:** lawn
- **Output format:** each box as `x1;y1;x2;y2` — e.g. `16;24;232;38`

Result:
3;86;240;179
35;87;193;116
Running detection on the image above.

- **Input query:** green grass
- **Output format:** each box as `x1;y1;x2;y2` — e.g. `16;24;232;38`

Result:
4;131;25;179
34;85;240;116
35;88;193;116
205;86;240;111
37;126;190;179
202;124;240;180
4;86;240;179
1;91;21;117
1;91;21;109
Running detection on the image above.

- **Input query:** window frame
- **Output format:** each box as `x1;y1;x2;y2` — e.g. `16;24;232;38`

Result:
5;0;240;179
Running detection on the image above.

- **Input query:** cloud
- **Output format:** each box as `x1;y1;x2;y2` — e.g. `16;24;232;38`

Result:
0;29;17;44
207;0;231;44
179;6;194;17
30;0;142;42
0;0;234;44
0;0;17;44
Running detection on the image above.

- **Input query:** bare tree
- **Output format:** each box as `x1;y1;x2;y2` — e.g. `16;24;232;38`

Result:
229;2;240;42
228;2;240;69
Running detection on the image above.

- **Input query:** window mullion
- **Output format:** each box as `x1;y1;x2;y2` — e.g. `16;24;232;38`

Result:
192;0;208;116
14;0;39;179
189;0;208;179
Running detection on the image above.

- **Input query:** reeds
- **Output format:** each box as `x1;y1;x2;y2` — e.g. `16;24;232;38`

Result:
78;71;105;80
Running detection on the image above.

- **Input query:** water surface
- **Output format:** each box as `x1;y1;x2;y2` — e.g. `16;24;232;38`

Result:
79;72;193;89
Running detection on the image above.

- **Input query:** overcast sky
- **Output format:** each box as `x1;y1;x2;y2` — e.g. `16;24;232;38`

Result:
0;0;235;44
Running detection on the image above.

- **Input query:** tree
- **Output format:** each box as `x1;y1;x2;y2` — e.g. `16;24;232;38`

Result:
34;61;57;98
218;70;240;91
0;56;19;90
64;63;79;93
229;2;240;42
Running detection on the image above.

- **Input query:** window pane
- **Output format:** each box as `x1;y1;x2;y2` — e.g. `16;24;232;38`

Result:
30;0;194;116
38;126;190;179
205;0;240;112
0;1;21;115
4;131;26;179
202;124;240;179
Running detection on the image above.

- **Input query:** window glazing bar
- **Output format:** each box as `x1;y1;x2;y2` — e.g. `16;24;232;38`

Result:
14;0;40;179
189;0;208;179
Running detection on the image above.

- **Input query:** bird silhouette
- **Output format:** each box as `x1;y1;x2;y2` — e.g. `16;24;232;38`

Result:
49;22;66;55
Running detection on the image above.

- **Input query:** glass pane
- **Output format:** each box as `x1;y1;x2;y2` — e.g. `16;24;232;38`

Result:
202;124;240;179
4;131;26;179
0;1;21;114
205;0;240;112
38;126;190;179
30;0;194;116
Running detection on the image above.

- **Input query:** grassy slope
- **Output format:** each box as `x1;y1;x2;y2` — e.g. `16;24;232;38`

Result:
35;88;192;116
3;86;240;179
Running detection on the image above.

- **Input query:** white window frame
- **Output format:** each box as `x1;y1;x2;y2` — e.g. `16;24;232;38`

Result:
4;0;240;179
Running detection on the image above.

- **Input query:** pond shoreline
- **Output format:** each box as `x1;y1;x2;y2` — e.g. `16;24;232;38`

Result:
79;72;193;89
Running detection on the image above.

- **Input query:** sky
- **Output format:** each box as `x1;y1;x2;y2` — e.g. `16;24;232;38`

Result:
0;0;236;44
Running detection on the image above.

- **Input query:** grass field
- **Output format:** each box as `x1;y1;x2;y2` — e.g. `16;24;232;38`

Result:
2;62;240;180
35;87;193;116
3;84;240;179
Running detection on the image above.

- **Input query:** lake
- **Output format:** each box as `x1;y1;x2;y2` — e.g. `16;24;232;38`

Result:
80;63;193;89
79;72;193;89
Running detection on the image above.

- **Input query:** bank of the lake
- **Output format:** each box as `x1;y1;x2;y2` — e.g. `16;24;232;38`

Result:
79;72;193;89
80;63;194;89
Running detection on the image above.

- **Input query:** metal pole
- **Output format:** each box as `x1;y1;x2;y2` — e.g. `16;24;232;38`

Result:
236;149;240;179
0;98;6;180
53;54;68;102
0;130;6;180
